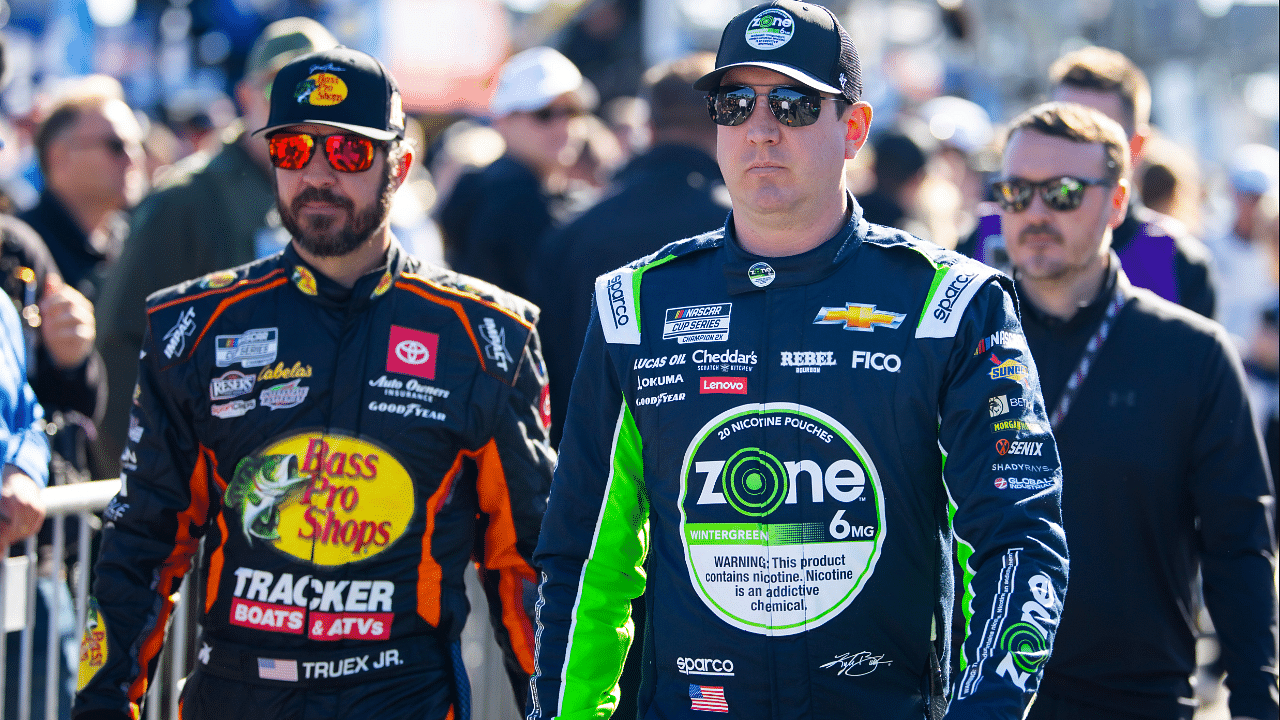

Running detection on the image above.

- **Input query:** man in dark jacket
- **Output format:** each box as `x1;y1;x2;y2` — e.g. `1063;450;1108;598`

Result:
995;100;1276;720
20;84;144;304
94;17;339;472
960;46;1215;319
529;52;730;448
438;46;594;299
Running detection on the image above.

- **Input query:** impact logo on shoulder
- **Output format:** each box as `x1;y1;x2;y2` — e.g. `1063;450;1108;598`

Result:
664;303;732;344
916;263;997;339
477;318;514;372
162;307;197;359
216;328;279;368
596;269;640;344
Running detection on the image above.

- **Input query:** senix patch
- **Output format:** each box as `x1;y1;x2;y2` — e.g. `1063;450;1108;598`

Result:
916;263;998;339
663;304;732;344
596;268;641;345
215;328;279;368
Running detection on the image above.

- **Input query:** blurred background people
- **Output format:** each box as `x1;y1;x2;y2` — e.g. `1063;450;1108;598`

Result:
529;51;726;449
1207;143;1278;348
438;46;594;299
20;79;144;305
93;16;338;472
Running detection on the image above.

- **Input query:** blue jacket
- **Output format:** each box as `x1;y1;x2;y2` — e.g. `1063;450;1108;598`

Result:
528;202;1070;719
1;295;48;486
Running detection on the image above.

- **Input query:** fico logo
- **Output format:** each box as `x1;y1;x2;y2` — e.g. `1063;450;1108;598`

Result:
228;433;415;566
700;377;747;394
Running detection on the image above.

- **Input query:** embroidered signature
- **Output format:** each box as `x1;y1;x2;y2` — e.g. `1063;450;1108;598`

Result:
819;652;892;677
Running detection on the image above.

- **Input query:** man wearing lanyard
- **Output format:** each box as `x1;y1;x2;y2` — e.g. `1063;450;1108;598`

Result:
996;101;1277;720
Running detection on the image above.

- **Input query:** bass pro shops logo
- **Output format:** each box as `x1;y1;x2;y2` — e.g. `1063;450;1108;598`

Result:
680;404;886;636
228;433;415;565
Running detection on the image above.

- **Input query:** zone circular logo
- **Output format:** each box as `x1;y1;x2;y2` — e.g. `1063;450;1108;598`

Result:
228;433;415;566
679;403;886;636
721;448;788;516
395;339;430;365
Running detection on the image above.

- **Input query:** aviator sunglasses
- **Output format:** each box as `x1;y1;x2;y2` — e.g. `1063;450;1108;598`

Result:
991;176;1112;213
708;85;846;128
268;132;384;173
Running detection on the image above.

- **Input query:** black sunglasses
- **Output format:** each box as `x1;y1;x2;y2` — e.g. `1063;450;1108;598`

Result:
708;86;846;128
991;176;1112;213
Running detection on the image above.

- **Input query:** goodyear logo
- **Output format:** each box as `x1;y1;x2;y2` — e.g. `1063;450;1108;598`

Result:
227;433;415;566
295;73;348;106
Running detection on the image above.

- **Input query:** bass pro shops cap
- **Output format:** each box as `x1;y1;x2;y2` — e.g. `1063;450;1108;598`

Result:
255;46;405;141
693;0;862;103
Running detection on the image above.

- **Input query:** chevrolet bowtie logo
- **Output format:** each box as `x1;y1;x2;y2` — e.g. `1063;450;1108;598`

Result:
813;303;907;332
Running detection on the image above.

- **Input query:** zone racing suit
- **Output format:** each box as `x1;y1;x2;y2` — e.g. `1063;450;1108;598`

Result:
73;240;554;720
529;203;1069;719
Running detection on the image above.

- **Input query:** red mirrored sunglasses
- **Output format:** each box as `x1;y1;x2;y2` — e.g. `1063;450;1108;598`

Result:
267;132;384;173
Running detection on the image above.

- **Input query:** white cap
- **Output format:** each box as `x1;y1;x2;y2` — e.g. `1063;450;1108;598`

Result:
490;47;591;117
1228;143;1279;196
920;96;993;155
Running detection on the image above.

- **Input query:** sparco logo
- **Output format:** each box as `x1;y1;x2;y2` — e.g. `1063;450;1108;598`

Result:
678;657;735;676
933;273;977;322
607;275;629;329
995;439;1043;456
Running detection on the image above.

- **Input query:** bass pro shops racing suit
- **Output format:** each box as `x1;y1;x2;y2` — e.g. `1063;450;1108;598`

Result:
528;204;1070;720
73;241;555;720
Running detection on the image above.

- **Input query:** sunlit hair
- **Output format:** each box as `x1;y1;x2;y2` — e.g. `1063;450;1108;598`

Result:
1049;46;1150;136
1004;101;1130;184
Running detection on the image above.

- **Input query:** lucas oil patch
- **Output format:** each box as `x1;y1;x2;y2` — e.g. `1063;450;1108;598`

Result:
76;599;108;692
295;73;348;106
680;403;886;635
226;433;415;566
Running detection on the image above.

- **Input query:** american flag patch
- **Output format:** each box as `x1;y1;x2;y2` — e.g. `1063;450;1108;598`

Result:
689;684;729;713
257;657;298;682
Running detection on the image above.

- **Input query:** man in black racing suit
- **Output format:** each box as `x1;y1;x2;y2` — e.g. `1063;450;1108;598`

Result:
72;47;554;720
527;3;1069;719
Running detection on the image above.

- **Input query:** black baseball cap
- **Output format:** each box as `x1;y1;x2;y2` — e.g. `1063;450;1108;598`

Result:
693;0;862;103
254;46;405;141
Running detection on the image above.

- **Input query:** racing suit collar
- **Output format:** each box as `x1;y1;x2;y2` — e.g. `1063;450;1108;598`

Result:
282;237;408;310
722;192;865;295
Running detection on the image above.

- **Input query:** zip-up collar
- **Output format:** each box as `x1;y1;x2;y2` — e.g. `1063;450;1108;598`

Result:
1018;249;1125;332
722;193;865;295
281;237;408;311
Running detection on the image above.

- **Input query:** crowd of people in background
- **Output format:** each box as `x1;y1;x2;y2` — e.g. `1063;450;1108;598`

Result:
0;2;1275;719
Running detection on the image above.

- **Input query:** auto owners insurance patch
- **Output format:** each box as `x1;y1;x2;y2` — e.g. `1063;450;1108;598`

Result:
679;403;885;635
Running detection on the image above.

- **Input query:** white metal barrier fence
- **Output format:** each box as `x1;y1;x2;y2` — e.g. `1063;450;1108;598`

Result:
2;479;519;720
